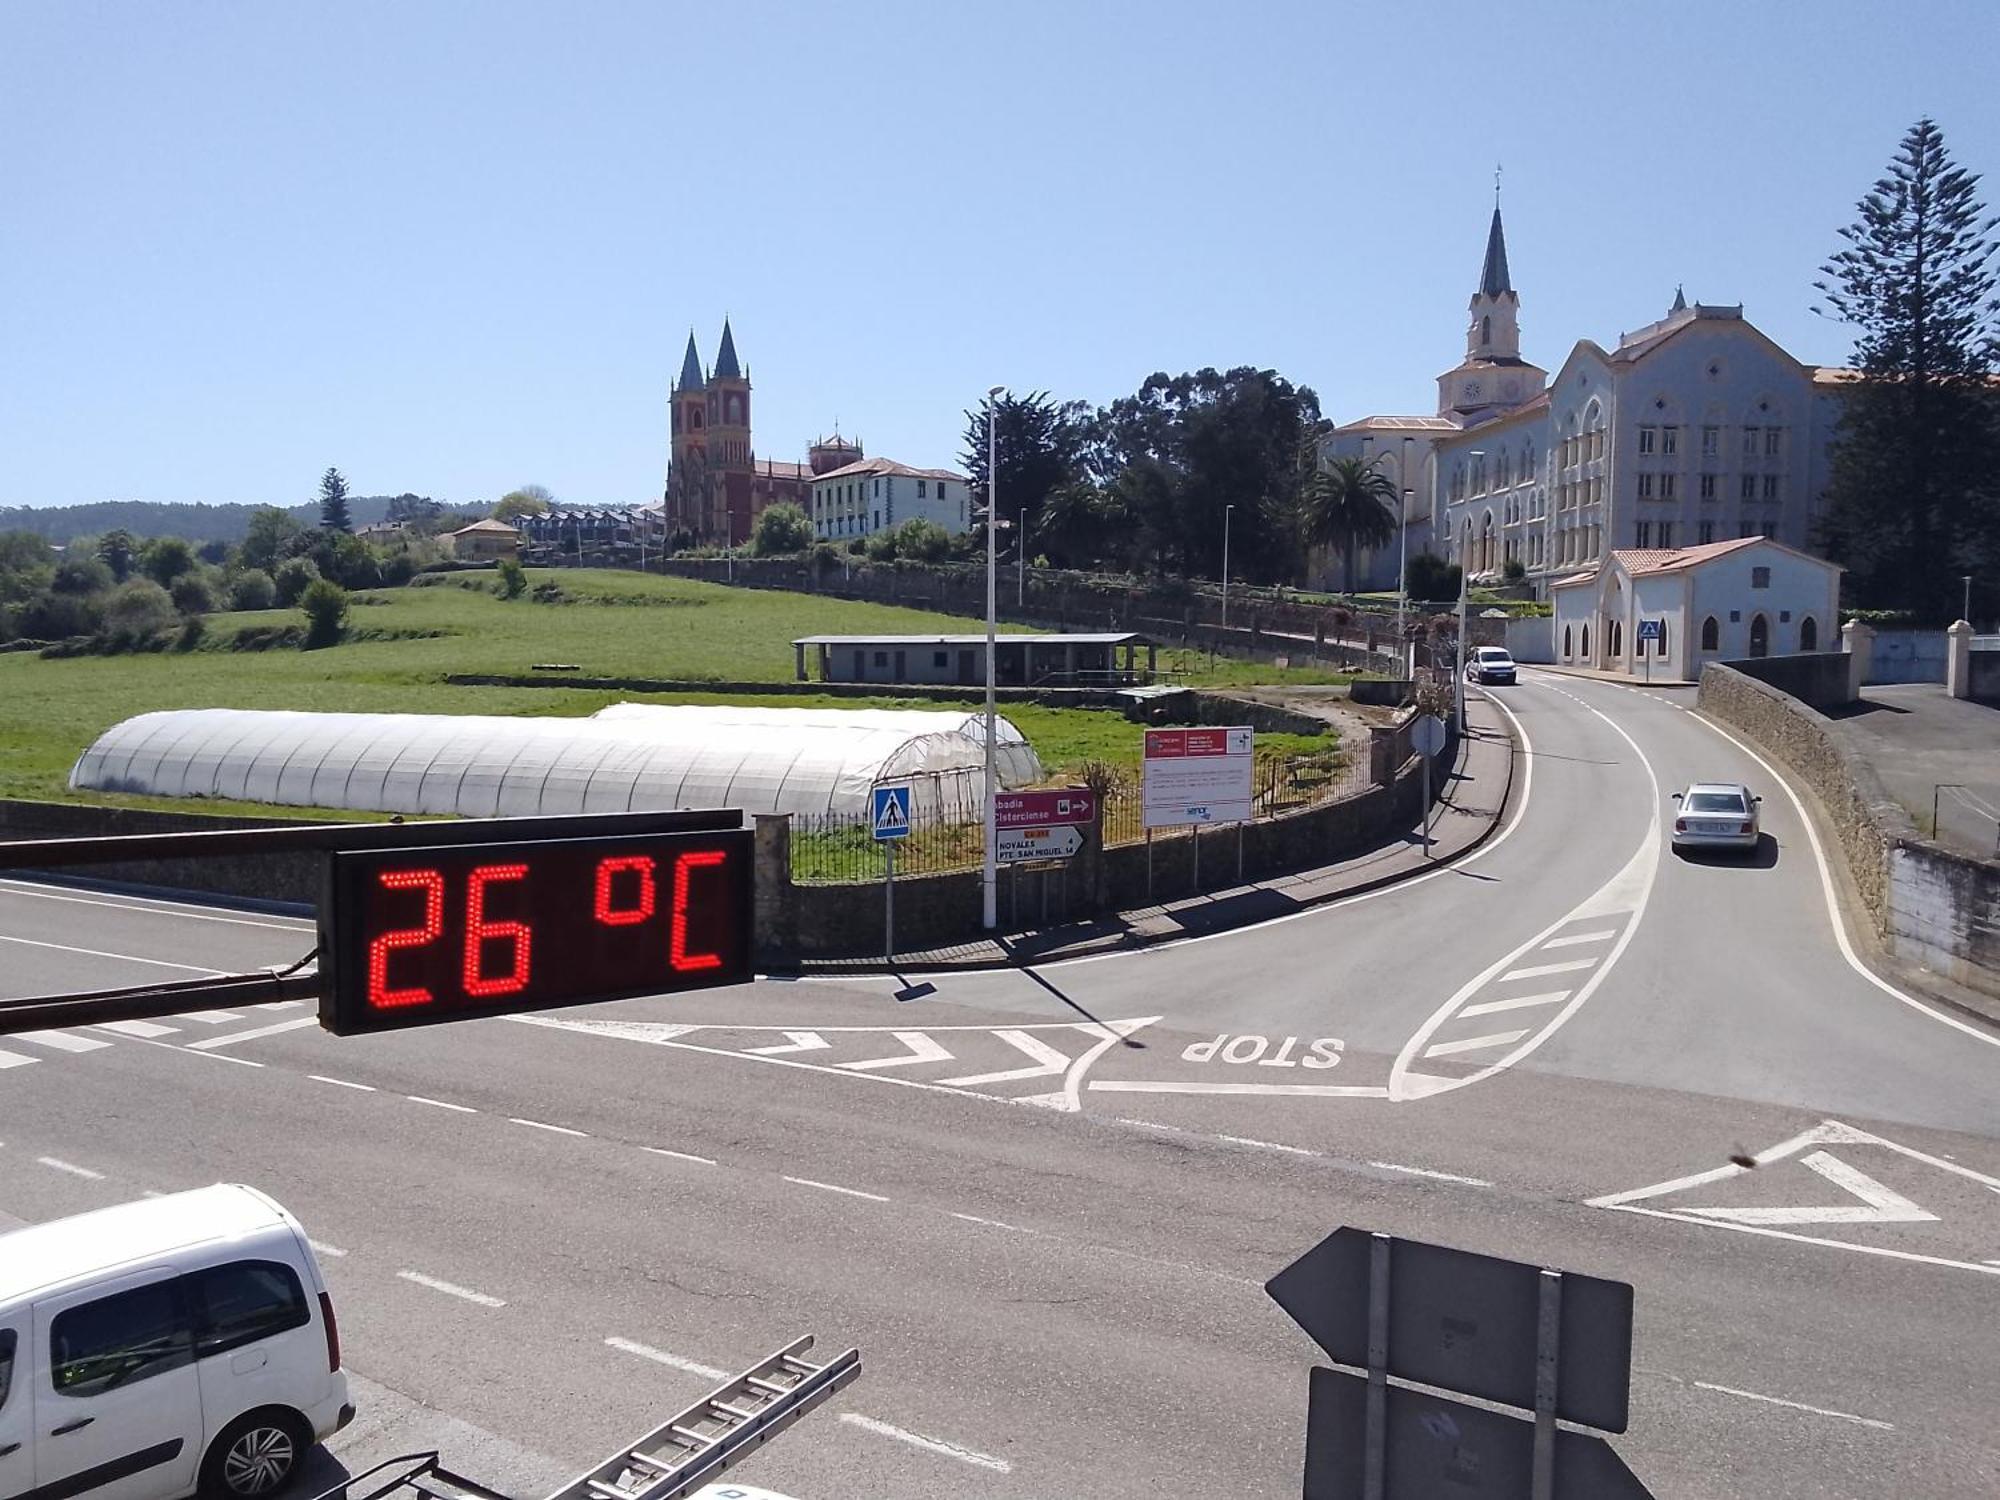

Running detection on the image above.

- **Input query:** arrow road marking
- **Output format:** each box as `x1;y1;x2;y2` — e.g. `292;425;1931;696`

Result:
1680;1151;1938;1226
938;1029;1070;1087
744;1030;830;1056
836;1031;954;1071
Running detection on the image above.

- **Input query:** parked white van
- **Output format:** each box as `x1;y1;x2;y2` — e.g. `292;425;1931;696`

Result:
0;1185;351;1500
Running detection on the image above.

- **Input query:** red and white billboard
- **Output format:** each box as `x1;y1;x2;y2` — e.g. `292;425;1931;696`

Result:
1142;726;1254;829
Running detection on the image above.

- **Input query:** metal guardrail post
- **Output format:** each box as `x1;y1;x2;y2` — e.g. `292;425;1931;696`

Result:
1531;1268;1564;1500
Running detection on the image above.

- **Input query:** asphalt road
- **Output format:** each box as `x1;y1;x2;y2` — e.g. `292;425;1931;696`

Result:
1;669;1995;1500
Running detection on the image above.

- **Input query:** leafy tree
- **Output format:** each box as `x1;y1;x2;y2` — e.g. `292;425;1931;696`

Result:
13;589;101;640
493;485;555;523
0;532;56;602
960;391;1092;559
308;530;382;589
892;517;951;563
273;556;321;606
1405;551;1461;602
751;501;814;555
318;467;353;533
387;493;446;527
1032;481;1131;570
51;555;114;596
170;574;217;615
299;577;348;648
863;527;900;562
1288;456;1398;595
496;557;527;598
139;535;196;588
230;568;277;611
241;506;303;572
103;579;177;639
96;528;137;582
1813;118;2000;616
196;539;230;566
1502;557;1527;584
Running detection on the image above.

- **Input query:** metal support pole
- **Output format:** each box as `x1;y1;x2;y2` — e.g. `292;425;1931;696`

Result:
1145;828;1154;904
1363;1232;1391;1500
1221;504;1233;630
1236;820;1245;886
1191;822;1200;892
1421;751;1433;859
983;388;1003;930
1531;1269;1563;1500
884;842;895;963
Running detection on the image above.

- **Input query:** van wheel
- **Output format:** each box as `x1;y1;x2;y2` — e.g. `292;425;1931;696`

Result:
201;1409;309;1500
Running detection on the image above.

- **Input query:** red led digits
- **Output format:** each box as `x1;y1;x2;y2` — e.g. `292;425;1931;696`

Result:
463;862;532;997
367;868;445;1009
670;849;728;971
594;855;656;927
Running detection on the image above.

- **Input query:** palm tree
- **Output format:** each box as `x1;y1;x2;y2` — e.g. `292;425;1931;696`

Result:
1296;456;1399;595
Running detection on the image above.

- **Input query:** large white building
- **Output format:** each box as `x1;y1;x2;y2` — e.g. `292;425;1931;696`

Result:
1326;200;1851;598
811;457;970;542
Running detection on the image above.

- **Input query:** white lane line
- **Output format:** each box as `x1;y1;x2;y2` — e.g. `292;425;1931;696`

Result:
1459;989;1570;1018
1371;1160;1495;1187
253;1002;302;1011
176;1010;242;1024
1597;1203;2000;1278
1;934;217;972
37;1156;104;1180
951;1212;1032;1233
308;1240;347;1258
509;1117;588;1137
782;1175;889;1203
1693;1381;1894;1431
95;1019;180;1038
407;1095;477;1114
0;1049;36;1069
1498;958;1597;981
16;1029;112;1053
191;1050;264;1068
1217;1134;1320;1157
186;1015;319;1050
1541;930;1617;949
1424;1029;1532;1059
1089;1080;1390;1097
397;1271;505;1308
642;1146;717;1166
603;1336;728;1381
1687;707;2000;1050
308;1074;376;1092
0;881;311;930
838;1414;1012;1474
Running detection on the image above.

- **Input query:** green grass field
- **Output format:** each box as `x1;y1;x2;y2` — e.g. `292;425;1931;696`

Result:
0;568;1347;815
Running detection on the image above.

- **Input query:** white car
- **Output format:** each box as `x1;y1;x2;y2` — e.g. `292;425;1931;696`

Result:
0;1185;351;1500
1465;646;1517;685
1671;782;1762;854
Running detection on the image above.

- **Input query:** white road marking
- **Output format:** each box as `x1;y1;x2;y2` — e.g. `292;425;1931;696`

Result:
397;1271;505;1308
186;1015;318;1050
1693;1382;1894;1431
603;1336;727;1381
1089;1080;1390;1097
642;1146;717;1166
1424;1029;1531;1059
0;1049;36;1069
1371;1160;1495;1187
190;1050;264;1068
1;934;217;972
309;1240;347;1258
253;1002;303;1011
1541;930;1617;949
838;1414;1011;1473
176;1010;242;1024
1681;1151;1936;1226
95;1019;180;1038
1686;707;2000;1050
743;1030;829;1056
836;1031;954;1072
938;1029;1070;1087
37;1156;103;1180
1459;989;1570;1018
407;1095;477;1113
0;880;311;930
951;1212;1031;1233
1498;958;1598;981
17;1030;111;1053
782;1175;889;1203
308;1075;377;1092
1217;1134;1319;1156
508;1117;588;1137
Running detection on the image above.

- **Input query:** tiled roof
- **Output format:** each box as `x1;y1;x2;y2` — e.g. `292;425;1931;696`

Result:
1333;414;1461;433
452;519;521;535
814;457;964;483
756;460;813;480
1611;536;1764;575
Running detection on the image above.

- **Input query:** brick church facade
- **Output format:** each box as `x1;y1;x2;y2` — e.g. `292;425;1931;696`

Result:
664;320;861;546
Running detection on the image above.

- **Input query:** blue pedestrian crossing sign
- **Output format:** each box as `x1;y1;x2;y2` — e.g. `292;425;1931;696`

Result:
871;784;912;841
1637;618;1663;642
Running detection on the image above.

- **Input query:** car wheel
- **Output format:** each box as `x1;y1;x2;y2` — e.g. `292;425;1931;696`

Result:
200;1409;310;1500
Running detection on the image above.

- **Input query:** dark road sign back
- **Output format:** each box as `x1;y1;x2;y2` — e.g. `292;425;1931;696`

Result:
1266;1227;1634;1433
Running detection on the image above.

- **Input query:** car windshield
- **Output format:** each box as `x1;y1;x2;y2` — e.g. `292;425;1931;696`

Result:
1479;650;1512;662
1687;792;1747;813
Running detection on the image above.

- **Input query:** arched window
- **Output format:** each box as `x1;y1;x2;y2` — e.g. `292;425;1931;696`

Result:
1582;623;1592;658
1799;615;1818;651
1701;616;1719;652
1749;614;1770;658
1610;620;1622;658
1659;619;1670;658
1482;315;1492;345
1564;625;1573;658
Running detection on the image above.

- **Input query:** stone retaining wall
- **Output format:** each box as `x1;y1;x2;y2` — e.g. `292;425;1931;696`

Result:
0;799;327;906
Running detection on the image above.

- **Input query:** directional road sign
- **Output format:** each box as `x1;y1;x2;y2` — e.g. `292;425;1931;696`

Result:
994;788;1097;831
870;784;912;842
997;824;1085;864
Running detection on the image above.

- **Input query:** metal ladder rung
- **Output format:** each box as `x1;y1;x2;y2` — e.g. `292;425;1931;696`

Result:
708;1399;762;1422
666;1426;712;1448
743;1376;792;1396
619;1454;673;1478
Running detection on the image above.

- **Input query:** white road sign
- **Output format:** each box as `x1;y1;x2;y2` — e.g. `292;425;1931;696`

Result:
997;824;1085;864
1142;725;1254;829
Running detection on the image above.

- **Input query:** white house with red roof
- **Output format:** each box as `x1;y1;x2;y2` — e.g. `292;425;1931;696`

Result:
1549;536;1841;681
811;456;970;541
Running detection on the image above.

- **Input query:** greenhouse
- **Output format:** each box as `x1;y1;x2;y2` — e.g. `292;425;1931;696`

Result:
69;706;1045;821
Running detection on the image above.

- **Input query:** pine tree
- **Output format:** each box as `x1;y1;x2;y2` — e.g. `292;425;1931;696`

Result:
318;467;353;533
1813;119;2000;616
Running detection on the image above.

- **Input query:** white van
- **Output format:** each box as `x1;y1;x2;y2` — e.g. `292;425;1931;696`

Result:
0;1185;351;1500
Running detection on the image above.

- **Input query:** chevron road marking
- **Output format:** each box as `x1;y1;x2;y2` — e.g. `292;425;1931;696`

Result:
744;1030;831;1056
938;1029;1071;1087
835;1031;956;1072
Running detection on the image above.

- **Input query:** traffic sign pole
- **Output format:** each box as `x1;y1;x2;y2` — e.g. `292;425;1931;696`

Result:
884;841;895;963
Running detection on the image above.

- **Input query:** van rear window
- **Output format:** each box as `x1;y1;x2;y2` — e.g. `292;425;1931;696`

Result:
189;1260;309;1359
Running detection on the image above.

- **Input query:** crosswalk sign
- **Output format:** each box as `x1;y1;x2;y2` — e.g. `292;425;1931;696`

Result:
871;784;912;841
1637;618;1663;642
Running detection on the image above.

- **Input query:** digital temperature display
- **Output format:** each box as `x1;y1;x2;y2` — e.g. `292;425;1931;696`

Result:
319;829;753;1034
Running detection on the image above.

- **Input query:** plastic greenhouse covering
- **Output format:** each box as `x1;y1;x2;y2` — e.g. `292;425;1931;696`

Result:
69;707;1046;822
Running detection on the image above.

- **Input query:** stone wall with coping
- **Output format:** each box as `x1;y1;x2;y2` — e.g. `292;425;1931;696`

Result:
0;799;327;906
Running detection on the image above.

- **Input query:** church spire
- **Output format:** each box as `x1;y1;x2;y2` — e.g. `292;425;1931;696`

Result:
1671;284;1688;313
1479;203;1512;298
676;330;704;392
714;318;742;380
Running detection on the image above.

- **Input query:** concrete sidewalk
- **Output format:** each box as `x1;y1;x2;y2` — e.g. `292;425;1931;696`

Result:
796;694;1518;972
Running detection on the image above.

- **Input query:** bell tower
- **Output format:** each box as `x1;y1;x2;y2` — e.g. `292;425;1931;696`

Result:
1436;186;1545;419
706;318;753;542
665;330;708;535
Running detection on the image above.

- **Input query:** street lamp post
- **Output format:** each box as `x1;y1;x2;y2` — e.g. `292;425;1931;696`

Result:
1458;451;1484;732
983;386;1005;932
1965;574;1975;625
1400;435;1415;679
1221;504;1235;629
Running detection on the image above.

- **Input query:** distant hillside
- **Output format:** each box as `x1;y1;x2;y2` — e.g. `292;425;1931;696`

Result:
0;495;471;544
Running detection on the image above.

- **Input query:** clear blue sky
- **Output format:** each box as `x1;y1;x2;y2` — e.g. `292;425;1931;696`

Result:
5;0;1996;512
